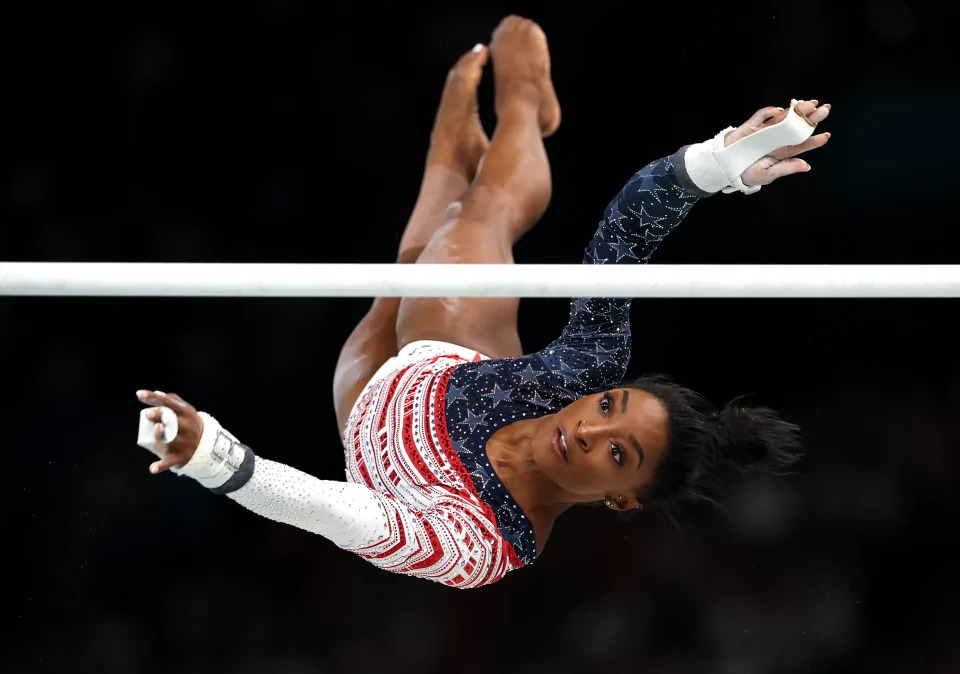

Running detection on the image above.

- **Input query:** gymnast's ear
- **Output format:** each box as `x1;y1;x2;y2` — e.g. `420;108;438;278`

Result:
606;496;643;511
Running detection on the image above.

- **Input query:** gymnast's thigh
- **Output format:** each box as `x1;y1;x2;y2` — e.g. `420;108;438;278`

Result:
396;217;523;360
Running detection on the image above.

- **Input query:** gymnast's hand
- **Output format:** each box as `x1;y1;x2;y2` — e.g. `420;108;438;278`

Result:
137;389;203;474
725;99;832;187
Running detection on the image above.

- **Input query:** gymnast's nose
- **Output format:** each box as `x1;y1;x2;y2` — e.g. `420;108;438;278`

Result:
575;419;595;453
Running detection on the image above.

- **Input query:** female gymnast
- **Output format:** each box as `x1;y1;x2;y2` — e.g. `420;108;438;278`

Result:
136;16;830;588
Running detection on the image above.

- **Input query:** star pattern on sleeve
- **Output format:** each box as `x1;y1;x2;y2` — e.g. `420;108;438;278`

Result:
608;236;639;261
520;363;546;383
461;408;489;432
446;383;469;404
483;384;513;408
558;359;590;387
470;467;492;492
528;390;554;409
476;361;500;377
595;344;621;365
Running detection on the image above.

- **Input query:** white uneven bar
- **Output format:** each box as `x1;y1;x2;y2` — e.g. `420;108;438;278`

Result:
1;263;959;298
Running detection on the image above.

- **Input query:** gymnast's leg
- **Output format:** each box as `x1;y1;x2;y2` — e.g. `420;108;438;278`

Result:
395;15;561;358
333;44;492;430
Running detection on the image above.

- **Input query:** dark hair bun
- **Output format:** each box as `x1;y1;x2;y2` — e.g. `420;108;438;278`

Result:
717;394;805;474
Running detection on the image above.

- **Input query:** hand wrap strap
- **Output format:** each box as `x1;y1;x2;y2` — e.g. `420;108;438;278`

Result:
135;410;255;493
683;99;817;195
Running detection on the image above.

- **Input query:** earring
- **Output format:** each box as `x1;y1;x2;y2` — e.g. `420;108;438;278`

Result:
604;499;614;508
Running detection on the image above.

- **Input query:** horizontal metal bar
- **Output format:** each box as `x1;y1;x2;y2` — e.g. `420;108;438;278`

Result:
1;263;959;297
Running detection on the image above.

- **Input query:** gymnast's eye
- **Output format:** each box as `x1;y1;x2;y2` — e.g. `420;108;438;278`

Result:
599;392;613;414
611;444;624;466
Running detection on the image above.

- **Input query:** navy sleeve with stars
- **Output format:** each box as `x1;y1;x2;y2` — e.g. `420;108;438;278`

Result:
530;147;703;398
443;148;707;565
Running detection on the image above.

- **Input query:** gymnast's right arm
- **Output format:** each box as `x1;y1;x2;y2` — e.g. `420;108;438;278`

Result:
137;390;391;546
135;390;508;588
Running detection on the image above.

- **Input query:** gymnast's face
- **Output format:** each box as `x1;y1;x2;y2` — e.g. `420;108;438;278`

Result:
535;388;670;509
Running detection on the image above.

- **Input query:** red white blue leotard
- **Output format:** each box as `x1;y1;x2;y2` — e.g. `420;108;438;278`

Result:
184;149;706;588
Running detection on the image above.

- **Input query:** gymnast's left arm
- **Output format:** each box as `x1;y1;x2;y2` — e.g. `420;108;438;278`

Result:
586;98;833;268
538;99;833;392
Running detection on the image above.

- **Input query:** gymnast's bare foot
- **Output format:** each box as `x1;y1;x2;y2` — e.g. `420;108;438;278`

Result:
426;45;491;182
489;15;562;137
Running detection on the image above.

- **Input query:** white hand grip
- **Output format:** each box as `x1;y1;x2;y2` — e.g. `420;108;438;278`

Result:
137;406;179;456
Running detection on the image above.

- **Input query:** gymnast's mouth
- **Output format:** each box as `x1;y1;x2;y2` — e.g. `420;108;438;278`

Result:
553;427;568;462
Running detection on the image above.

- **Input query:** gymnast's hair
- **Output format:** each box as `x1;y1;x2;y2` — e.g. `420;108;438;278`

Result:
626;373;805;521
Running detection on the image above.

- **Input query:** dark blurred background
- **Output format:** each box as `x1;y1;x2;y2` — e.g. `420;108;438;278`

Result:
4;1;960;672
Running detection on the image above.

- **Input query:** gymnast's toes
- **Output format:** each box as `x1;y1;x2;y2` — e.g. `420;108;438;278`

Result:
447;43;488;92
427;44;491;179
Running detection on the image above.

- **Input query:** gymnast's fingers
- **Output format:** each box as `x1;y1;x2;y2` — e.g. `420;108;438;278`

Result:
726;106;784;146
807;103;831;125
792;99;819;119
761;157;811;184
137;389;189;412
149;454;181;475
165;392;195;411
137;389;165;406
147;422;170;474
771;132;831;160
748;106;785;129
